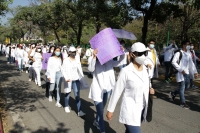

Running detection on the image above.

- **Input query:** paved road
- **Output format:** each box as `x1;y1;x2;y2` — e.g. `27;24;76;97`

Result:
0;56;200;133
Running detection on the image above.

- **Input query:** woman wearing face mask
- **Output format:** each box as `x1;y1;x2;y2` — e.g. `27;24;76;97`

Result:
188;43;200;89
106;42;155;133
62;46;68;59
61;46;86;116
88;46;125;133
32;46;43;86
46;47;63;107
45;45;55;97
28;44;37;81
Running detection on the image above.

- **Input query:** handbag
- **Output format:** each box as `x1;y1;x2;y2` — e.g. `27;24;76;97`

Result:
146;94;153;122
146;66;153;122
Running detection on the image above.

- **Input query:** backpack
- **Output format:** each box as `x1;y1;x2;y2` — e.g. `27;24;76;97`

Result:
170;50;182;74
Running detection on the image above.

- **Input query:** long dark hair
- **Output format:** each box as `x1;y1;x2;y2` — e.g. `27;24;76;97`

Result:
51;47;63;64
48;45;55;53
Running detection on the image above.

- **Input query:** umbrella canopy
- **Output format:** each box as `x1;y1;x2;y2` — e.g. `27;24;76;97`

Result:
112;29;137;40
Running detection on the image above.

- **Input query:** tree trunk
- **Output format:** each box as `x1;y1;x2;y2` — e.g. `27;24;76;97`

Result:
54;30;60;42
43;30;47;44
77;21;83;45
95;14;101;33
142;15;149;44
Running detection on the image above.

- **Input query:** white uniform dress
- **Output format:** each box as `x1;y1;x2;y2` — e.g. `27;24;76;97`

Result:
33;52;43;85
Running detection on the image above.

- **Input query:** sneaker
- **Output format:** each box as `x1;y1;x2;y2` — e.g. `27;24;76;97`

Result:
93;120;100;130
35;79;38;85
180;103;190;109
165;80;169;84
78;110;86;117
26;70;28;73
38;84;41;87
49;96;52;102
65;107;70;113
7;62;10;64
192;85;198;89
28;79;32;81
169;92;175;102
55;102;62;108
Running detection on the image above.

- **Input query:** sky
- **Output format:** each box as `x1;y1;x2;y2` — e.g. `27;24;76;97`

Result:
0;0;30;25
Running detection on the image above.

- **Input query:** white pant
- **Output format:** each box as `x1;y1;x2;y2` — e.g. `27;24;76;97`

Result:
34;67;42;85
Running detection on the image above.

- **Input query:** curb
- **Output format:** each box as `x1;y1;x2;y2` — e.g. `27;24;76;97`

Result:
0;114;3;133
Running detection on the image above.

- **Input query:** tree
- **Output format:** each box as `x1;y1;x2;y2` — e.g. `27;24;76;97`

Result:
0;0;13;16
129;0;157;44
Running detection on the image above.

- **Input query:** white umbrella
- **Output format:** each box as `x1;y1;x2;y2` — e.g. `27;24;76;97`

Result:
112;29;137;40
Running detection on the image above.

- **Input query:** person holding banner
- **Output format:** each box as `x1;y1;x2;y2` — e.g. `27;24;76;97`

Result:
46;47;63;108
88;46;125;133
32;46;43;87
106;42;154;133
61;46;86;117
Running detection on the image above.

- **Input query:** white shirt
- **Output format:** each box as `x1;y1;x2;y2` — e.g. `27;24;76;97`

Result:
88;54;125;102
85;48;93;57
107;63;149;126
70;60;79;81
164;44;178;62
17;49;25;59
172;50;197;82
33;52;42;68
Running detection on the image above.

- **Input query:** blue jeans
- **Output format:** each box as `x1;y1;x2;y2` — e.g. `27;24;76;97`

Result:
65;80;81;112
94;90;112;132
11;57;15;64
124;125;140;133
7;55;11;63
18;58;23;71
174;74;190;103
49;71;62;103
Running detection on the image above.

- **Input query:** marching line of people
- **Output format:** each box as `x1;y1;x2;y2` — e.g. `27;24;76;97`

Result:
0;39;199;133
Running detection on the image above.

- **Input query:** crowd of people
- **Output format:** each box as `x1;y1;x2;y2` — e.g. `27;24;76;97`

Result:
0;39;198;133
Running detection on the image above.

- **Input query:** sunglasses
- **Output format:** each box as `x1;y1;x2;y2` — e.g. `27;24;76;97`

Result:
133;51;148;57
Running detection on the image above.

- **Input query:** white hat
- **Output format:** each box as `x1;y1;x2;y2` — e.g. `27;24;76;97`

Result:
68;46;76;52
131;42;147;52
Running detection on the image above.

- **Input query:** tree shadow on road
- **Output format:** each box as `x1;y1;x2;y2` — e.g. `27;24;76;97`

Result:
9;122;70;133
154;79;200;112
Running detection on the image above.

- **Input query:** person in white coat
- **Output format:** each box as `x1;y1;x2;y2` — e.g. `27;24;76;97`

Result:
32;46;43;86
188;43;200;89
144;39;160;98
16;44;25;72
11;45;16;64
61;46;86;117
28;44;37;81
106;42;155;133
170;40;198;109
88;46;125;133
6;44;11;64
62;46;68;59
164;40;178;83
46;47;63;108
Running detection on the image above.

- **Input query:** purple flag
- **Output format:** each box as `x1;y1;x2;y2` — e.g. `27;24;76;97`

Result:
89;28;124;65
42;53;52;70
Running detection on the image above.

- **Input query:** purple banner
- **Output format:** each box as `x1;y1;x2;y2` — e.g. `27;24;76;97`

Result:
89;28;124;65
42;53;52;70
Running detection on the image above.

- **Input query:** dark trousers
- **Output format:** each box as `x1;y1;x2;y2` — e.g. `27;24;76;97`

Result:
164;61;172;80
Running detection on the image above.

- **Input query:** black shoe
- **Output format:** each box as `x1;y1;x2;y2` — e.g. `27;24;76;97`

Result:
169;92;175;102
180;103;190;109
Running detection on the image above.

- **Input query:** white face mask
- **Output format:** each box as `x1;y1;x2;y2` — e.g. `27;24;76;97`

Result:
135;55;146;65
190;46;194;49
186;46;190;50
150;44;155;49
51;50;54;53
38;49;41;52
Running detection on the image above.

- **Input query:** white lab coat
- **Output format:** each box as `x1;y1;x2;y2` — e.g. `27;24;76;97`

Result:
172;50;197;82
164;44;178;62
46;57;62;83
144;48;160;78
61;57;88;93
88;54;125;102
107;63;150;126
